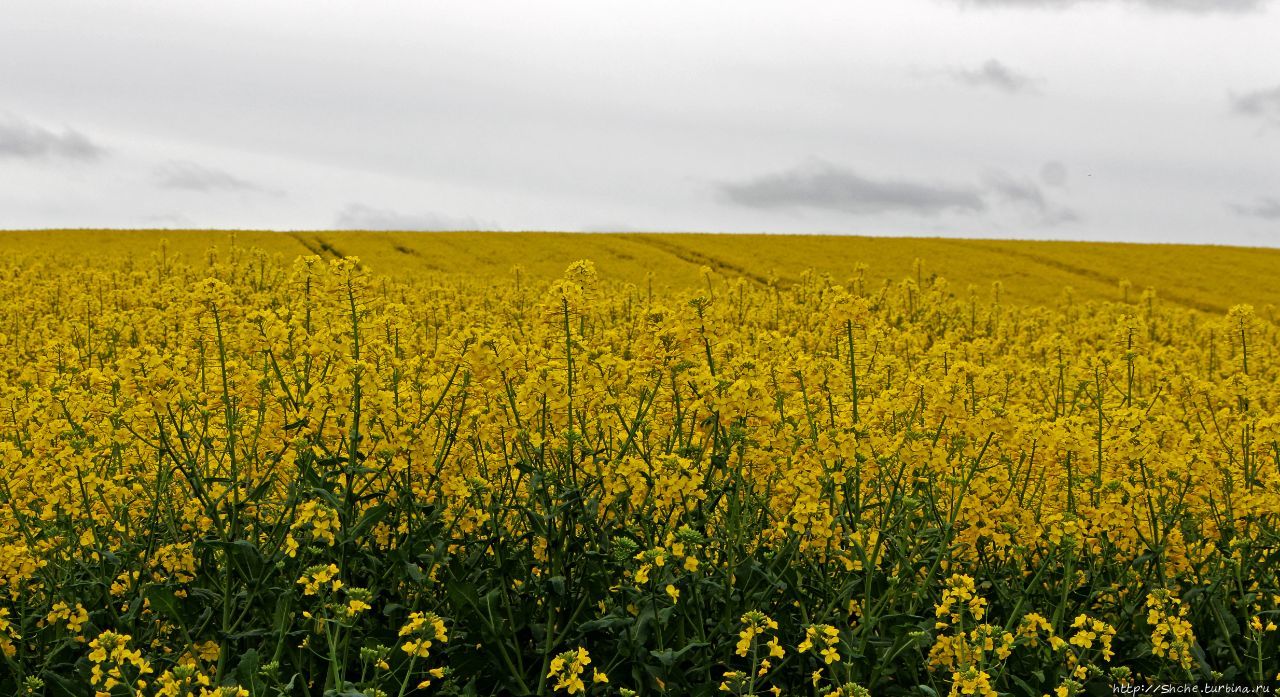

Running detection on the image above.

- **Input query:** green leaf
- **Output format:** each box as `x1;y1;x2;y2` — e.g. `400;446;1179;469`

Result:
446;578;482;610
197;538;265;575
143;585;185;624
650;641;708;668
578;615;635;633
348;502;392;540
234;649;265;691
548;575;566;597
43;670;84;697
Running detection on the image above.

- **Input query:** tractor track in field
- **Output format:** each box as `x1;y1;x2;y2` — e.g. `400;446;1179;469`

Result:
626;235;772;286
288;232;325;257
386;238;448;272
934;238;1222;314
288;233;361;267
313;236;352;260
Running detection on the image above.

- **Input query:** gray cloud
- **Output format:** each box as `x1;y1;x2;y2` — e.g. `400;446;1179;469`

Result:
983;169;1080;224
1228;197;1280;220
952;0;1269;12
950;60;1040;94
334;203;498;231
153;160;273;193
984;171;1048;211
1231;85;1280;126
1041;208;1082;225
0;114;105;161
720;161;987;216
1040;161;1068;188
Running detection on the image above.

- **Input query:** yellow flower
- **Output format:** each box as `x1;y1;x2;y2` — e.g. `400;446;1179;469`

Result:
547;647;593;694
798;624;841;664
296;563;341;596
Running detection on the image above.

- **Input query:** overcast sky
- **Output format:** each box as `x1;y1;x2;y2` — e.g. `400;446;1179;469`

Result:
2;0;1279;244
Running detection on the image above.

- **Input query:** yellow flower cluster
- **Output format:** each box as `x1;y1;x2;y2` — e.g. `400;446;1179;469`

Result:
285;500;341;557
736;611;780;658
399;611;448;659
0;607;18;658
44;601;90;642
151;543;198;585
153;665;212;696
88;631;153;694
1068;615;1116;662
951;665;996;697
547;647;607;695
935;575;986;628
297;563;342;596
797;624;841;664
1146;590;1197;670
822;684;872;697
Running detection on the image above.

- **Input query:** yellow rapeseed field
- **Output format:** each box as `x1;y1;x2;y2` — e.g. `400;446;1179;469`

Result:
0;231;1278;696
7;229;1280;311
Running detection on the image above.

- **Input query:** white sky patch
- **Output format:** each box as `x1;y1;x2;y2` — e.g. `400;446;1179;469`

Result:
334;203;499;232
1;0;1278;244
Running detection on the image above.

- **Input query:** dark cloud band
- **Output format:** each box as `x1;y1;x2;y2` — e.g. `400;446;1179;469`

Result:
152;160;271;193
720;161;987;216
1232;85;1280;125
0;114;105;161
722;161;1079;225
950;60;1040;94
1229;197;1280;220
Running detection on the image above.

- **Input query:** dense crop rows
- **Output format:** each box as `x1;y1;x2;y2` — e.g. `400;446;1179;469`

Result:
8;230;1280;311
0;243;1278;696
